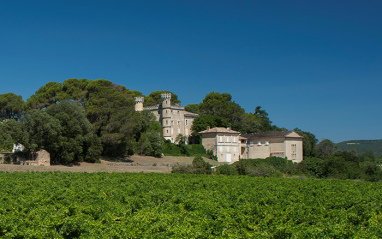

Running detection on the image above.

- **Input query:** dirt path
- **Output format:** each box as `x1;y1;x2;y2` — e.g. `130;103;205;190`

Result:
0;155;221;173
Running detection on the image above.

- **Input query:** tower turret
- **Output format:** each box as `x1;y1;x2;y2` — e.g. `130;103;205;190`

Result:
161;93;171;108
135;97;144;111
160;93;172;140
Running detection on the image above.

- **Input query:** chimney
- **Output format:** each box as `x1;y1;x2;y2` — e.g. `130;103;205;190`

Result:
207;126;210;131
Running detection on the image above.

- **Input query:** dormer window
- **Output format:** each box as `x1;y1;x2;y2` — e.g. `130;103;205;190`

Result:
257;141;261;146
265;141;269;146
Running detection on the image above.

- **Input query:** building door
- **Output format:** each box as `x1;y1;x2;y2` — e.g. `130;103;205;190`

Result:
226;154;231;162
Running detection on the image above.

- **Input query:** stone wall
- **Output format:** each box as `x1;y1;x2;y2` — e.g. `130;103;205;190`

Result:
20;149;51;166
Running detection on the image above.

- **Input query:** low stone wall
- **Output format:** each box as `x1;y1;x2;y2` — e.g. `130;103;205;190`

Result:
20;150;51;166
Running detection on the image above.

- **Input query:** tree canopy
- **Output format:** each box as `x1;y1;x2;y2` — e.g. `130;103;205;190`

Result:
144;91;180;107
0;93;24;121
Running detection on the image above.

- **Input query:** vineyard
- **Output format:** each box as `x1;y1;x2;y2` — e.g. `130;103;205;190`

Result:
0;172;381;238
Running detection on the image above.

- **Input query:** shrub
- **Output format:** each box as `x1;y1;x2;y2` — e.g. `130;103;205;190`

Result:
171;164;195;174
192;156;212;175
4;155;11;164
215;164;238;175
187;144;207;156
244;164;283;178
172;156;212;175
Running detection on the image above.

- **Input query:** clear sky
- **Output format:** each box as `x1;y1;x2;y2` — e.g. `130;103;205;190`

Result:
1;0;381;143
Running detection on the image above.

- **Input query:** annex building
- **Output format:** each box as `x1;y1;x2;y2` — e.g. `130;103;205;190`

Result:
200;127;304;163
135;93;198;143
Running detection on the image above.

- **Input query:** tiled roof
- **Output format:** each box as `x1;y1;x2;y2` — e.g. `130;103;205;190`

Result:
241;131;303;139
199;127;240;134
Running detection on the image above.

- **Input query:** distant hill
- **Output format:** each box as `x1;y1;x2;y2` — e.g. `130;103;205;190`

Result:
336;140;382;156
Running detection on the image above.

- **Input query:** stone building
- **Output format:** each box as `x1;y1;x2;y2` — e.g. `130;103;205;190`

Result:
240;131;304;163
199;126;241;163
135;93;198;143
199;128;304;163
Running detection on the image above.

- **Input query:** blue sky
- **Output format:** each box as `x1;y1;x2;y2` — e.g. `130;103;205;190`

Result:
1;0;381;142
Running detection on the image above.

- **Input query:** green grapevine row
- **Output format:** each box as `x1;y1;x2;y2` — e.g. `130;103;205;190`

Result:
0;172;381;238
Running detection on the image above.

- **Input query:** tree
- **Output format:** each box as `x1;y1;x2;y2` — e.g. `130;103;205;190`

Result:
191;115;229;142
254;106;273;131
0;93;24;121
176;134;189;155
198;92;244;128
20;109;62;153
144;91;180;107
316;139;336;159
239;112;264;134
137;131;163;157
185;104;200;114
84;79;137;156
45;101;102;164
56;78;89;104
0;120;23;151
16;101;102;164
25;82;63;109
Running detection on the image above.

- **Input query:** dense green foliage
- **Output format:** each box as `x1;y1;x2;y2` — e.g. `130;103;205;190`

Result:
0;79;161;161
0;93;24;121
336;139;382;156
172;156;212;174
188;92;287;141
162;140;207;157
143;91;180;107
45;101;102;163
0;172;381;238
215;154;382;181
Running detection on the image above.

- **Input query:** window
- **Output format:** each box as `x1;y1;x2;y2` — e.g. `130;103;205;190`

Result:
185;129;188;135
166;110;168;114
219;136;222;142
177;111;179;115
227;147;230;152
166;130;169;133
177;121;180;125
171;120;174;126
166;120;168;125
233;137;236;143
185;120;188;126
171;128;173;135
178;128;180;134
226;136;229;143
291;144;297;159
